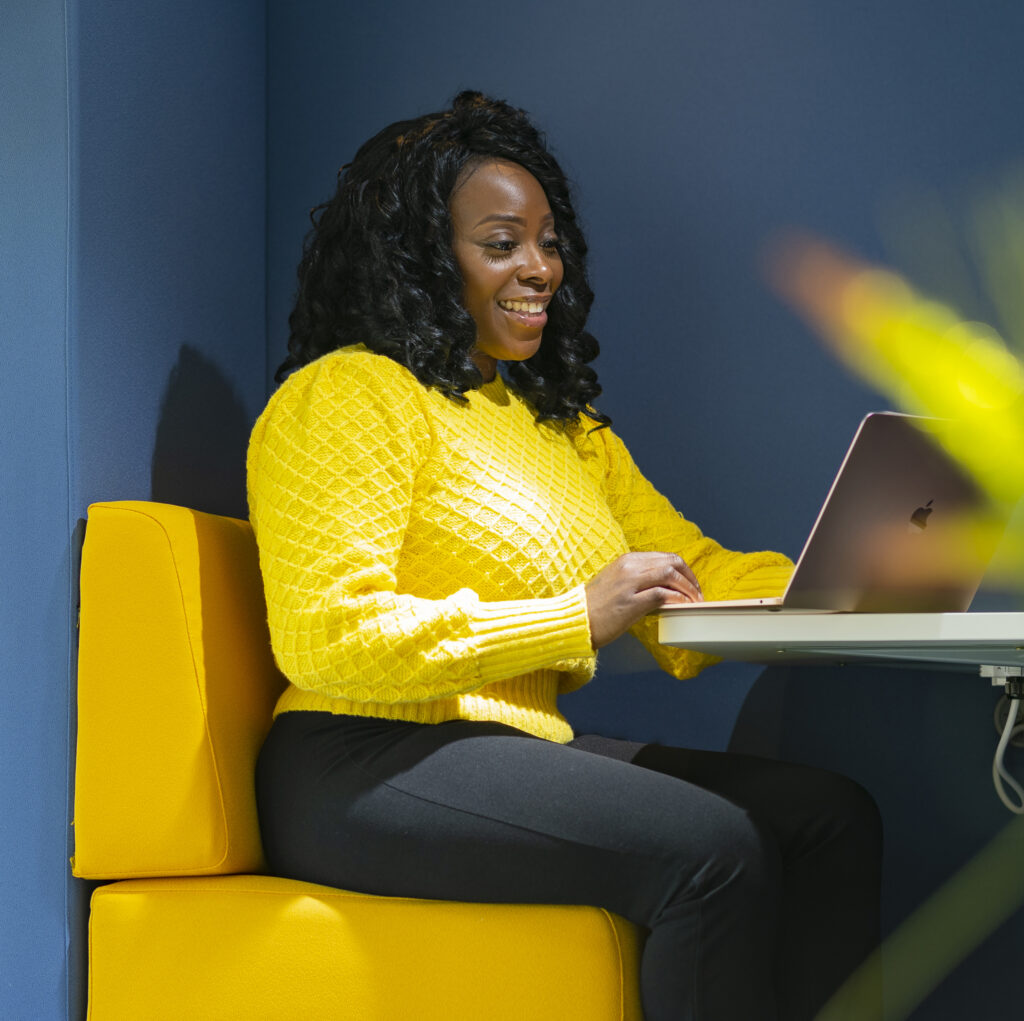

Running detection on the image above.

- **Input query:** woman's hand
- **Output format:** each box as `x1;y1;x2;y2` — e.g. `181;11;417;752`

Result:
584;552;703;650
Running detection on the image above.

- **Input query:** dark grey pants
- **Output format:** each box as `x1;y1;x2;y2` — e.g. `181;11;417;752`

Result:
257;712;882;1021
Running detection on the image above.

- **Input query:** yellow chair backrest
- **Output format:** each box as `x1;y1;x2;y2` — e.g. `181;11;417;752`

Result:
72;501;286;879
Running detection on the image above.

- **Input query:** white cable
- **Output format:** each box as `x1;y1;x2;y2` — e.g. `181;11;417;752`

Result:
992;696;1024;814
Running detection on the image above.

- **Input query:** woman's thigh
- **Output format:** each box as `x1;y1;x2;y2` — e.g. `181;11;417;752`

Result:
626;742;883;862
256;713;779;930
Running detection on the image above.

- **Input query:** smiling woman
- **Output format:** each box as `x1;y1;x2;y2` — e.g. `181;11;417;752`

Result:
276;91;604;425
247;91;882;1021
450;159;564;379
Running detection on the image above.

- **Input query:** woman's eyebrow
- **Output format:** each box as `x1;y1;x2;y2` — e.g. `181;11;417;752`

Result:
473;212;555;228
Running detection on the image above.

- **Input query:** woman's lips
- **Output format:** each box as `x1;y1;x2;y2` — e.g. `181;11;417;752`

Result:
497;298;549;328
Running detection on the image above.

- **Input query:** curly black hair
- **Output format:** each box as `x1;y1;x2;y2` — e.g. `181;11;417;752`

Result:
278;91;609;427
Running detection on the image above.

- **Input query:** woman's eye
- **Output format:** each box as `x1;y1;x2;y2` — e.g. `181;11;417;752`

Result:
480;237;560;260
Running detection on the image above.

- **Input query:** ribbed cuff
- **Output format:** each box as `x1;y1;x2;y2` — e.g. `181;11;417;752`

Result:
461;583;595;684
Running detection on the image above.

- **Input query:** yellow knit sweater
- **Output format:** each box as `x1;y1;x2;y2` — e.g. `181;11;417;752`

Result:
247;346;792;743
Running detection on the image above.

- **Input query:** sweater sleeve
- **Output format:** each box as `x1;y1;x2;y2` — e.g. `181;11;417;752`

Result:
587;424;793;679
247;354;594;706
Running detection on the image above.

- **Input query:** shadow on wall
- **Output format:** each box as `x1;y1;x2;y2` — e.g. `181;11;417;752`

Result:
151;344;252;520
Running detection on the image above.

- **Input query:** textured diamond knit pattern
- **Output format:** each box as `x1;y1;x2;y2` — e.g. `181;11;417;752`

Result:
247;347;791;743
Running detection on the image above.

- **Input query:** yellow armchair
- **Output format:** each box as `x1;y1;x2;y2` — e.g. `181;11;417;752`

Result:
72;501;642;1020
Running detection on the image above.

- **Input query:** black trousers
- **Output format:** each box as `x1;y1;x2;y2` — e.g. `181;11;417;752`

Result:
257;712;882;1021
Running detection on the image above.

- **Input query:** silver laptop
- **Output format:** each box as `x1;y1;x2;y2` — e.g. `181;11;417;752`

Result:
667;412;999;614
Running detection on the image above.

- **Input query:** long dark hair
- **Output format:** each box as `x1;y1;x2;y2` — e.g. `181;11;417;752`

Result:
278;91;609;427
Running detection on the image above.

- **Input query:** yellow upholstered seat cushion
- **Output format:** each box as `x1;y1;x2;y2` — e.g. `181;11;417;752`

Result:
73;501;286;879
74;501;645;1018
86;875;643;1020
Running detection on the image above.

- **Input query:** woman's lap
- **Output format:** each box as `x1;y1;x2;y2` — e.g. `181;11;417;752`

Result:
257;711;881;1020
257;713;776;922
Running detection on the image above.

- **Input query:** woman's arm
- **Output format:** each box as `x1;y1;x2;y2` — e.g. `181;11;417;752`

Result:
247;353;595;704
585;424;793;678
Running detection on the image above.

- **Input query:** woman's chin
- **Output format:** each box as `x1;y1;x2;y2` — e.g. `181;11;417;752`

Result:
473;337;543;372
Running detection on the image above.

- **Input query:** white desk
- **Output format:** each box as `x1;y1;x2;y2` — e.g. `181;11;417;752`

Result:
658;611;1024;672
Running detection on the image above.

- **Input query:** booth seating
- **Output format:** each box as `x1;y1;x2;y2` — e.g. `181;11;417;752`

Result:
72;500;643;1020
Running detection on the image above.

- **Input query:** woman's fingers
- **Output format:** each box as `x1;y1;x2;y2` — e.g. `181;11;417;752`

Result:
632;553;703;603
584;553;703;649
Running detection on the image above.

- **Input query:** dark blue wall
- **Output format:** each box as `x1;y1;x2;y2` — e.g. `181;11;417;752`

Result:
1;3;73;1017
266;2;1024;1017
69;0;267;519
5;0;1023;1017
1;2;266;1018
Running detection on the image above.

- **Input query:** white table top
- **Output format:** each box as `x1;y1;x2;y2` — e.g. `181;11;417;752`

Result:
657;610;1024;670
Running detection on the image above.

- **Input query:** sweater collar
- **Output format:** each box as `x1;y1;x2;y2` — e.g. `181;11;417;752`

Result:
475;372;511;407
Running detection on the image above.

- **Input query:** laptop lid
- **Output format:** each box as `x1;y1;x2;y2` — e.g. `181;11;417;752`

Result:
781;412;998;612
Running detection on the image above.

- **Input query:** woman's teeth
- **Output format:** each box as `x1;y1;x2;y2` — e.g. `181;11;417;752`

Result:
499;299;545;314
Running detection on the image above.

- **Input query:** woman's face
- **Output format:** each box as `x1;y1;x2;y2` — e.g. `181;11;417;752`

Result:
450;159;563;381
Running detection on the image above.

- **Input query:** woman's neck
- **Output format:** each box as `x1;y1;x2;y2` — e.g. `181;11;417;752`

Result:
471;349;497;382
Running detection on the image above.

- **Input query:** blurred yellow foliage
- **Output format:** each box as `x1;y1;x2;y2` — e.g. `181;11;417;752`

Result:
768;219;1024;1016
767;176;1024;1018
769;235;1024;507
768;230;1024;586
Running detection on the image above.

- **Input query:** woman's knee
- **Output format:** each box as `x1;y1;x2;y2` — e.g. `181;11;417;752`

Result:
815;770;882;852
783;767;883;884
652;799;782;921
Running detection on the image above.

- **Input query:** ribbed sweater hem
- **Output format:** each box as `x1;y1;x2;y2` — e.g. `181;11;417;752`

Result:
274;668;575;743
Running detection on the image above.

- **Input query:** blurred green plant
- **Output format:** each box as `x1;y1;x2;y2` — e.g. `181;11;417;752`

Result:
767;178;1024;1019
815;812;1024;1021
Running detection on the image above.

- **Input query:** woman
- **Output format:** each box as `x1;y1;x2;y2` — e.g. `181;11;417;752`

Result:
248;91;882;1021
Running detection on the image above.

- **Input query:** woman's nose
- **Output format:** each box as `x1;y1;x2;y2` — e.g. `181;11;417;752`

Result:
518;243;555;285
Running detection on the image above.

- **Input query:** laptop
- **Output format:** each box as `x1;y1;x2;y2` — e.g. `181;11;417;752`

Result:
664;412;1000;614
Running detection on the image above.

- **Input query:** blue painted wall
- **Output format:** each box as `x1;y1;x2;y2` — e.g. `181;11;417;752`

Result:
4;0;1023;1016
266;2;1024;1018
1;3;73;1017
1;1;265;1017
69;0;267;519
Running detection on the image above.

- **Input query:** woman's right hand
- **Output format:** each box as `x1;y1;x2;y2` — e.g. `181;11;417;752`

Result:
584;552;703;650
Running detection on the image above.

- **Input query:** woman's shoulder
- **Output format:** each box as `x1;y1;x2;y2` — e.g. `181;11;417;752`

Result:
250;345;432;457
568;413;624;458
267;345;426;417
285;344;420;396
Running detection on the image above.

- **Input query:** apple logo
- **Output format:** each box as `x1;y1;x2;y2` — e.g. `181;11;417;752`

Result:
910;499;934;531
